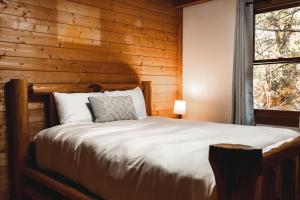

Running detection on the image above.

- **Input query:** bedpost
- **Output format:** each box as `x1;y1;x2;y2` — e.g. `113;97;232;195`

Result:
6;79;29;200
142;81;152;116
209;144;262;200
48;94;59;127
281;159;296;200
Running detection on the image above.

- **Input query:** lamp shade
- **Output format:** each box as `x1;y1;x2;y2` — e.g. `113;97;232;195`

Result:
173;100;186;115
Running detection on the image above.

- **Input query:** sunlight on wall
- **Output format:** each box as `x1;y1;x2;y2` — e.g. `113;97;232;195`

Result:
185;81;205;99
56;0;102;46
183;0;236;123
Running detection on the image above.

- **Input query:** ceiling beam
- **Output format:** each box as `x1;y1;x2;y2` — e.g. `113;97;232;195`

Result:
173;0;213;8
255;0;300;13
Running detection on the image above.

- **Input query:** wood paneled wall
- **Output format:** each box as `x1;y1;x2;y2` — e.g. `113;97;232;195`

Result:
0;0;179;198
173;0;212;8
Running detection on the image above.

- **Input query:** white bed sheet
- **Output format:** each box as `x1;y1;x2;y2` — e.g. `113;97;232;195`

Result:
35;117;299;200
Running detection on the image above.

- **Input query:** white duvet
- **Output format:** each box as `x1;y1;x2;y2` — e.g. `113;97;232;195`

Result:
35;117;299;200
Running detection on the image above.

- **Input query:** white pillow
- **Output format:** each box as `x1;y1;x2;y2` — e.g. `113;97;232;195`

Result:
54;92;105;124
104;87;147;119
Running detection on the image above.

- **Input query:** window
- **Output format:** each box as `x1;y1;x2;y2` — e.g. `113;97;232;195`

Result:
254;5;300;126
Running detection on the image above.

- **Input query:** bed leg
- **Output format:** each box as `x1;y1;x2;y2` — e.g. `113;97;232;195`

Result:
6;79;29;200
261;169;276;200
297;156;300;200
281;159;296;200
209;144;262;200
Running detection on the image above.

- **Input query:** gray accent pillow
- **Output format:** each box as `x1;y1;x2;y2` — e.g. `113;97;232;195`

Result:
88;95;138;123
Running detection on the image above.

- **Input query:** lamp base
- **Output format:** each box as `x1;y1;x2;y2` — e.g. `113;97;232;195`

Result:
177;114;182;119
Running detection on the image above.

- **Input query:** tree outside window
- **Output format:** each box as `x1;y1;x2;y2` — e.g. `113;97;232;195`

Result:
254;6;300;111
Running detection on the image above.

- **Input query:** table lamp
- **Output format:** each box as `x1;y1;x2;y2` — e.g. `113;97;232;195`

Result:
173;100;186;119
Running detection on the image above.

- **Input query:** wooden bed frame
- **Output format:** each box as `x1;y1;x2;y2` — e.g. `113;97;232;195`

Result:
5;79;300;200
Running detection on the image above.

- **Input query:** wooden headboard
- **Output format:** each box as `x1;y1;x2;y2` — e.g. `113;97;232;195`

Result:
29;81;152;127
5;79;152;200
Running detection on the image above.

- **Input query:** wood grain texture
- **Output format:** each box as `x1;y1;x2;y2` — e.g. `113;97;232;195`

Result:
25;168;95;200
173;0;213;8
297;156;300;200
261;136;300;171
281;159;296;200
209;138;300;200
9;80;152;199
261;169;276;200
209;144;262;200
255;0;300;13
5;79;29;200
0;0;179;198
177;8;183;99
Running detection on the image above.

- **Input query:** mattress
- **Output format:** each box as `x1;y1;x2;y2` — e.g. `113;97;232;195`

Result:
35;117;299;200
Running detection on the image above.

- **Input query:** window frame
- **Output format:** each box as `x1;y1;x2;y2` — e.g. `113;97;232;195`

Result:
253;3;300;127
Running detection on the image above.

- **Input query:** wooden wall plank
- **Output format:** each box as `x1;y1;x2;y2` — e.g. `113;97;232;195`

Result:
255;0;300;13
177;8;183;98
1;0;177;33
0;42;177;67
0;13;177;43
123;0;177;16
0;56;178;76
112;1;176;25
69;0;177;17
0;70;177;85
173;0;212;8
0;27;177;59
15;0;177;25
0;0;179;198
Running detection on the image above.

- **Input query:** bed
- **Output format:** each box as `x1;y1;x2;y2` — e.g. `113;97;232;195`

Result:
5;79;300;200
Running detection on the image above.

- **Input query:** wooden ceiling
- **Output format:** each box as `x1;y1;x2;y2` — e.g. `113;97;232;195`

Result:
255;0;300;12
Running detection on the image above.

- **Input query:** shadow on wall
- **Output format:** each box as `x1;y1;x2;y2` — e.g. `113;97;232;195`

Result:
54;0;141;85
1;0;143;198
0;0;141;83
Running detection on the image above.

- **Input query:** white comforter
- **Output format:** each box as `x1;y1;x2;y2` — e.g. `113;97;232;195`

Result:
35;117;299;200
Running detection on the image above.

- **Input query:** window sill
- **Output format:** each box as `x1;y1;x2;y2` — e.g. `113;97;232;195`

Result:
254;109;300;128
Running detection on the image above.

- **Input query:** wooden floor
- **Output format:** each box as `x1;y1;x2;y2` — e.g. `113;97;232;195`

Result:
0;0;180;199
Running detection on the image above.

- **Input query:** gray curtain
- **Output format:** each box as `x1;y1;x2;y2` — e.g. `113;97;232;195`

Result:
232;0;255;125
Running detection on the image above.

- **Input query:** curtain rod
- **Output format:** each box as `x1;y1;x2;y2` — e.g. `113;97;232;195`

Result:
246;0;272;6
